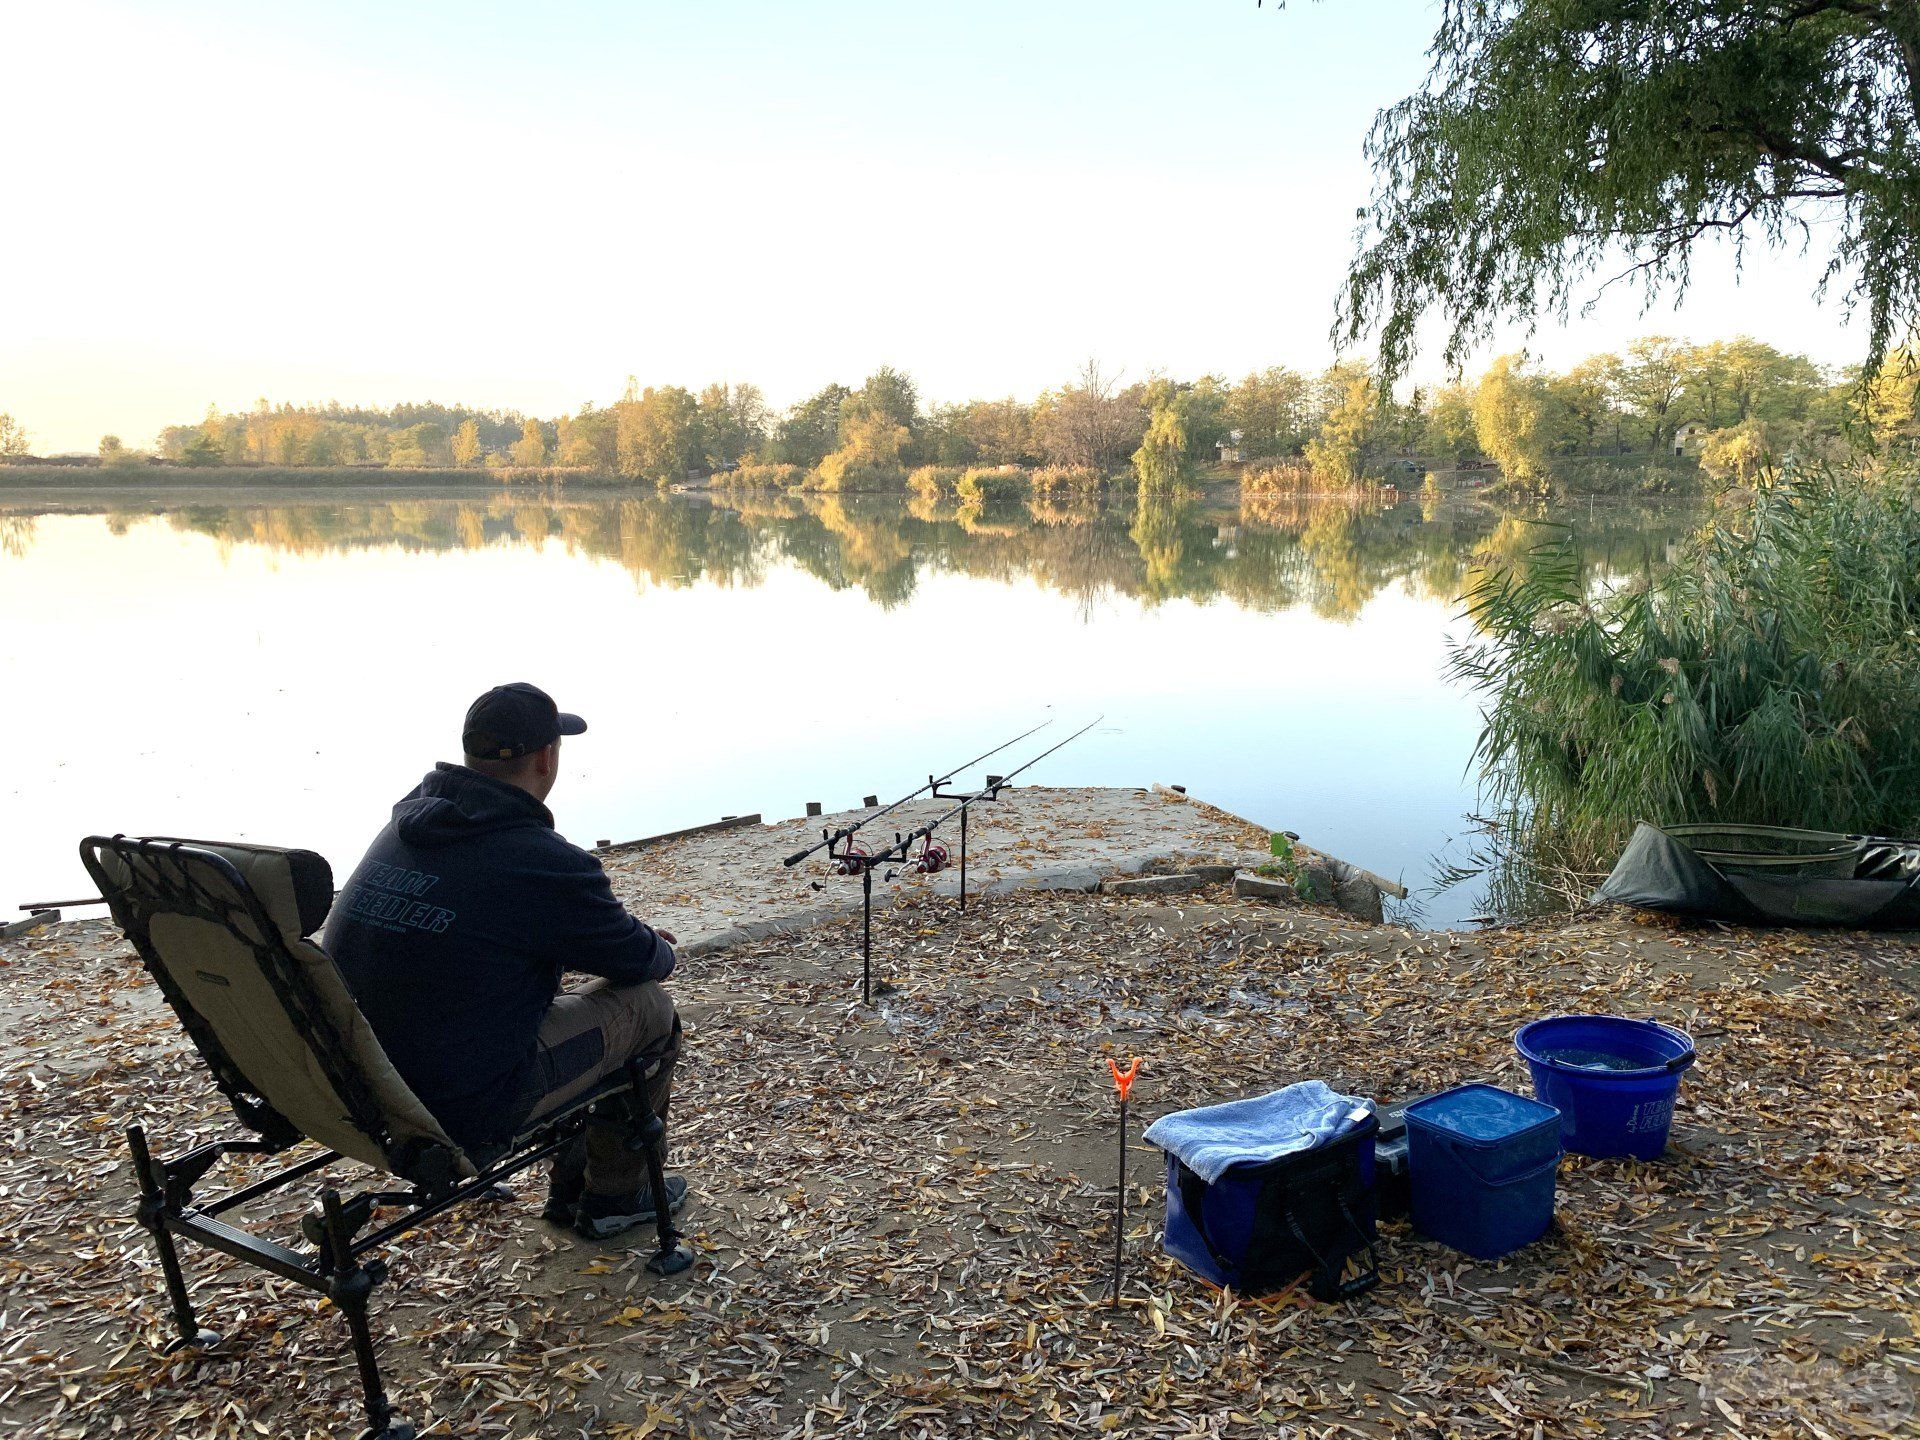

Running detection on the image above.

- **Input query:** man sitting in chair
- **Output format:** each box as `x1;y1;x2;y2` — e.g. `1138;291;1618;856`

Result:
327;681;686;1239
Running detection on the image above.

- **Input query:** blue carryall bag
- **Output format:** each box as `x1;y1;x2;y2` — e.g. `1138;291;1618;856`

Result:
1150;1085;1381;1301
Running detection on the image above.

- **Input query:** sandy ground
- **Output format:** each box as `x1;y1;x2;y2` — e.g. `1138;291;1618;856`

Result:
1;807;1916;1439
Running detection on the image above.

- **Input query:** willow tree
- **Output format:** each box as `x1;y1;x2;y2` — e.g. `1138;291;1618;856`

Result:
1131;389;1195;493
1332;2;1920;385
1471;354;1553;487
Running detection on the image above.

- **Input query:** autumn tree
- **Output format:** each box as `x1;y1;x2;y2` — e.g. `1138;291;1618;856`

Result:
452;419;483;467
1226;367;1313;458
1860;349;1920;452
1034;360;1141;470
1303;363;1379;486
769;384;850;468
556;406;617;470
98;434;145;469
1617;338;1689;452
616;382;702;483
1472;354;1554;487
1131;385;1194;493
697;383;769;469
1549;358;1619;453
1698;418;1775;481
932;397;1034;466
1419;383;1477;458
815;407;910;489
0;413;30;457
840;366;919;439
509;418;547;468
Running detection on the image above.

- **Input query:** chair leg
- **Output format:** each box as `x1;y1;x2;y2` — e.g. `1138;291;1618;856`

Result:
615;1060;692;1276
323;1191;415;1440
125;1125;220;1353
636;1114;692;1277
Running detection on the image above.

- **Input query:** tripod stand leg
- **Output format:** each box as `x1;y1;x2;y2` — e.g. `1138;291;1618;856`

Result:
861;867;872;1005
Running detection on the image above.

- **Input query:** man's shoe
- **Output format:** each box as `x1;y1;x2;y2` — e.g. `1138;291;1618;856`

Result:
573;1177;689;1240
542;1172;585;1227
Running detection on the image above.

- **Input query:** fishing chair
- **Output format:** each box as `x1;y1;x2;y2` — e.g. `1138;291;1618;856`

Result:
80;835;692;1440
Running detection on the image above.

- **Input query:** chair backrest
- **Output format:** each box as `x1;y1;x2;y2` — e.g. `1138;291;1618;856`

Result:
80;836;472;1184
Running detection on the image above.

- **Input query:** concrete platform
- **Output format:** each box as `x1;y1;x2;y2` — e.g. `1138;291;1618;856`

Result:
596;785;1277;953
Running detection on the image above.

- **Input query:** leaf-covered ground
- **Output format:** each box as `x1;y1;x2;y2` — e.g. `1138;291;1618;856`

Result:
2;888;1915;1438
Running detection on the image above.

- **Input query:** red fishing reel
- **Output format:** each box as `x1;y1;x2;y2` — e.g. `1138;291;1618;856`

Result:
909;838;951;874
829;843;871;876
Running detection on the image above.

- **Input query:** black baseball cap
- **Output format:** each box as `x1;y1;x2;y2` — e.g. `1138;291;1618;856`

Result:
462;682;587;761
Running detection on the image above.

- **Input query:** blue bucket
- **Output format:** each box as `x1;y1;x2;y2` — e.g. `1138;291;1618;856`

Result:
1514;1014;1695;1160
1404;1084;1561;1260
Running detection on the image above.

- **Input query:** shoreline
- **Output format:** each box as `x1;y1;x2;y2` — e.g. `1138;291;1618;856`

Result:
0;456;1701;502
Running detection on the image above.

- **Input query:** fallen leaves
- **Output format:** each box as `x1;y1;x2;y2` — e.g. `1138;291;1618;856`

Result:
1;833;1916;1437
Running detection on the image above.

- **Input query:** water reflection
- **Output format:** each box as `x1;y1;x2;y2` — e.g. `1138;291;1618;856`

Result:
2;487;1690;621
0;483;1699;927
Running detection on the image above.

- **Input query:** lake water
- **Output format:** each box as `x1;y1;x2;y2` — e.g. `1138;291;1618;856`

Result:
0;484;1693;927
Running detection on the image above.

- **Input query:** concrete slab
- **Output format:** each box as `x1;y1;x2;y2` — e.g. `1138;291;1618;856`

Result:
595;785;1276;954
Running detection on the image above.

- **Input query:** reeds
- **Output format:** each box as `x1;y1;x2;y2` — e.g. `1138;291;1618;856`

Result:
1452;462;1920;911
1241;459;1396;499
1028;465;1107;494
955;465;1029;505
722;462;806;490
805;456;907;492
907;464;964;497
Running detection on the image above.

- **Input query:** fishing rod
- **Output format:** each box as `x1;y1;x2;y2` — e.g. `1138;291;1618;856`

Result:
780;716;1055;870
814;715;1104;1003
881;711;1107;886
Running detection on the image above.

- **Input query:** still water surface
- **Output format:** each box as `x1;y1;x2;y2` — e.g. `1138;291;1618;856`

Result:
0;486;1694;926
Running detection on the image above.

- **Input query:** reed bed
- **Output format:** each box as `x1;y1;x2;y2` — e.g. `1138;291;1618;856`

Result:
1239;490;1396;529
1027;465;1108;494
955;465;1030;505
1241;460;1399;500
1451;463;1920;912
906;464;964;498
719;462;806;490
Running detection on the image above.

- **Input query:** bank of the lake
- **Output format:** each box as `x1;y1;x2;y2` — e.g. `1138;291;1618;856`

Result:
0;449;1705;500
3;843;1914;1439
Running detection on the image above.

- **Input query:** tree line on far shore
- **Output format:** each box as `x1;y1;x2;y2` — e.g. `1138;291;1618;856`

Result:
4;337;1913;495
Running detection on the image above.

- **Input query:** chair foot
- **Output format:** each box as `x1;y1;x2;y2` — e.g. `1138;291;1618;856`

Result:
160;1327;222;1355
647;1242;695;1277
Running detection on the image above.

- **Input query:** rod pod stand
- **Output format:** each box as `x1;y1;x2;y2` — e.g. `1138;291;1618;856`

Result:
818;839;895;1007
929;775;1007;913
861;865;874;1005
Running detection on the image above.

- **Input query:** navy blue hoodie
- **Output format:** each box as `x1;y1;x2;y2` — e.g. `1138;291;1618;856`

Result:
326;763;674;1148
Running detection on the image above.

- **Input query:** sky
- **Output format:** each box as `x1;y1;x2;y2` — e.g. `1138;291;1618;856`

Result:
1;0;1866;454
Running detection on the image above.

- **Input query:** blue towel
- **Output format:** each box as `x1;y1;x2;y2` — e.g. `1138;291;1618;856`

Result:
1143;1080;1374;1183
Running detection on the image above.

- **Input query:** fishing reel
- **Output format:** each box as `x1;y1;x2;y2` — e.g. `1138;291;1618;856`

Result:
887;835;950;882
827;843;872;877
908;838;951;875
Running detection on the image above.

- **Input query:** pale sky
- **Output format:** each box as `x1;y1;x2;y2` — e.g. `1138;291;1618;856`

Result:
2;0;1864;454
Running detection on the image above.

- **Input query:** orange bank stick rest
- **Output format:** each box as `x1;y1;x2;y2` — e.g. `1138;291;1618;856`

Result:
1108;1057;1142;1309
